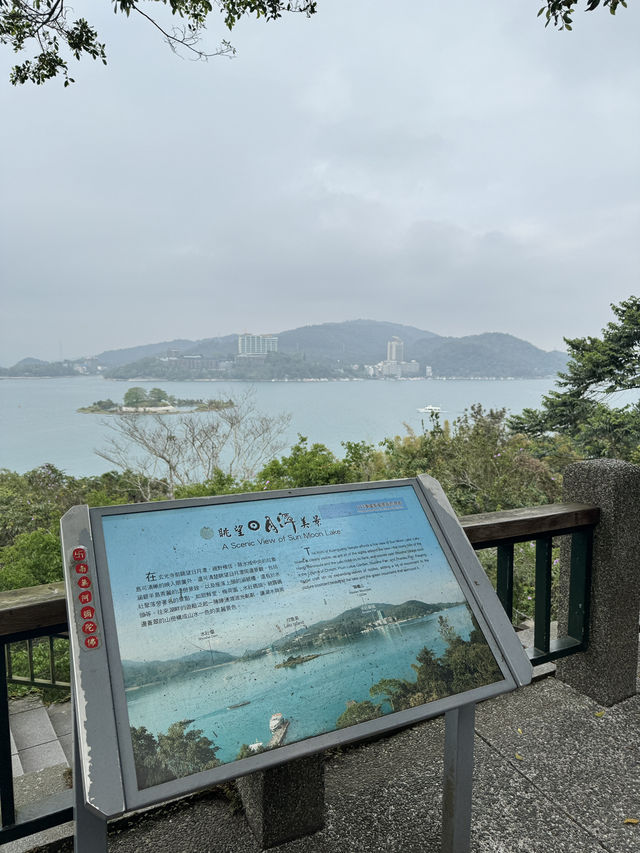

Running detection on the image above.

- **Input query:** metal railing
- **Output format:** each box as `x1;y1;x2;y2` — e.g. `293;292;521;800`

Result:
0;503;600;846
0;583;73;844
462;502;599;665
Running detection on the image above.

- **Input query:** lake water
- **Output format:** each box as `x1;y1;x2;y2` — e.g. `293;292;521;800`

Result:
125;603;480;766
0;376;558;476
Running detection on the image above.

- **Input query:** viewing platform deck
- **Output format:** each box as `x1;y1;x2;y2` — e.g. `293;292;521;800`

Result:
6;655;639;853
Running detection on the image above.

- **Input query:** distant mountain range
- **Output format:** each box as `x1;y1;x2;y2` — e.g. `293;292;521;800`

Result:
90;321;441;367
120;598;462;688
1;320;567;379
122;649;236;688
272;599;464;653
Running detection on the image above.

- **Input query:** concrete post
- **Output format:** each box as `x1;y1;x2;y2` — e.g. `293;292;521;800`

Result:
557;459;640;706
236;754;325;849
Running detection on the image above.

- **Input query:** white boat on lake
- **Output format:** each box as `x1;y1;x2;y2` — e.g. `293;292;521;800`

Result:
269;712;285;732
268;713;290;747
417;404;441;413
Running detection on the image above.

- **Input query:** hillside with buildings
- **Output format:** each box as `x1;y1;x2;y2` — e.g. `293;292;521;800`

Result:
1;321;566;380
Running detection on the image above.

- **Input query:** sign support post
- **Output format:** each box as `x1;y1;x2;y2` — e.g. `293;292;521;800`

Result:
442;702;475;853
72;703;108;853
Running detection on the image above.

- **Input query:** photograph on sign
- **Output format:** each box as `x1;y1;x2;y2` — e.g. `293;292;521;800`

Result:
98;484;504;791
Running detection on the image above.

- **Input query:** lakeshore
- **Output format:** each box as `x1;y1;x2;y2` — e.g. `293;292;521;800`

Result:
274;654;322;669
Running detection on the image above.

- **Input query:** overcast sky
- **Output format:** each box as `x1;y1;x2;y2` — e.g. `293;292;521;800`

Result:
1;0;638;365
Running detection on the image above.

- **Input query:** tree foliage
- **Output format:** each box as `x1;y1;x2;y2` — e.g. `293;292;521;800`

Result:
7;636;70;700
0;463;165;590
0;463;135;548
122;386;172;407
372;615;501;707
0;528;63;591
338;615;502;727
253;409;569;515
336;699;383;729
0;0;317;85
157;719;220;779
123;386;151;407
509;297;640;461
256;435;353;489
130;720;219;789
1;0;627;87
379;406;568;515
541;0;626;30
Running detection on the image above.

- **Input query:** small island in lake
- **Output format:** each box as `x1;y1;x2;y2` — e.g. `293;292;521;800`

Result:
78;386;234;414
274;653;321;669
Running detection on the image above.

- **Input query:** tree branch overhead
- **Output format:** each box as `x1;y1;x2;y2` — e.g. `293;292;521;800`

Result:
0;0;625;86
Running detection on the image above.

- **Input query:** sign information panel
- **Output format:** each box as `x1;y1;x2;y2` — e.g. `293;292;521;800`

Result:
61;477;531;816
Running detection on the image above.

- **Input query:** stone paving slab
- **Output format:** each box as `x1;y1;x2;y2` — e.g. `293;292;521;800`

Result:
9;701;67;774
45;703;72;767
11;727;23;777
9;696;46;714
475;678;640;853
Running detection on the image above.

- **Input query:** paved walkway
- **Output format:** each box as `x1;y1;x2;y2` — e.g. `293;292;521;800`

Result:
15;668;640;853
10;696;71;777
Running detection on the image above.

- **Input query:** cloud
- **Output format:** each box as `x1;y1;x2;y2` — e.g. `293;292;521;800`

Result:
0;0;638;363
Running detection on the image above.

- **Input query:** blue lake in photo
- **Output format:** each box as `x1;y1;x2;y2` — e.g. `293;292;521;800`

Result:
124;603;488;765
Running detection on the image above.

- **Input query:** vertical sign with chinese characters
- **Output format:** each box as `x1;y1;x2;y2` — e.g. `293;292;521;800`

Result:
60;505;126;822
68;546;100;651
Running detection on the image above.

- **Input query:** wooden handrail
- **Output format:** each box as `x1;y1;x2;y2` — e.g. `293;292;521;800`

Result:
459;503;600;547
0;583;68;640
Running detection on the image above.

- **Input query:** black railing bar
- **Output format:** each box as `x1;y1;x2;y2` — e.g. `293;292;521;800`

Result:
4;644;12;681
1;625;69;645
567;528;593;647
534;537;553;654
0;641;16;827
26;640;34;684
0;796;73;844
48;635;56;684
496;543;514;622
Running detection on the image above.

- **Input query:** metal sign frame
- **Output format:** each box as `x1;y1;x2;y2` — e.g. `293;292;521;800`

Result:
61;474;531;822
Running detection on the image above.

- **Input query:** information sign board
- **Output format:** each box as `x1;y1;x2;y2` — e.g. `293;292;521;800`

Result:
61;476;531;818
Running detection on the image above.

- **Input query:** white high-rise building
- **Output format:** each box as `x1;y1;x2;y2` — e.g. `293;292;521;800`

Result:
237;334;279;356
386;337;404;362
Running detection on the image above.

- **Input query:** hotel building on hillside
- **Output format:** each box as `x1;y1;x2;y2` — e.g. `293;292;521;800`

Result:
237;334;279;357
386;336;404;363
378;337;420;378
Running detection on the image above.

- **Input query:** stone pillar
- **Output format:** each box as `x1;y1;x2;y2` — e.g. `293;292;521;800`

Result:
557;459;640;706
236;754;325;849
